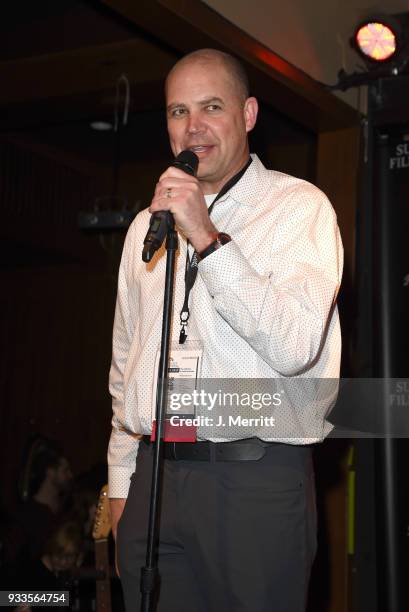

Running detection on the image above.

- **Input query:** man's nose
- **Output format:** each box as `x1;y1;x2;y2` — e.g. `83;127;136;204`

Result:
186;112;204;134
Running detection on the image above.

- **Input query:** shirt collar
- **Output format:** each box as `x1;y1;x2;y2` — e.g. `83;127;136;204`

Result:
214;154;271;207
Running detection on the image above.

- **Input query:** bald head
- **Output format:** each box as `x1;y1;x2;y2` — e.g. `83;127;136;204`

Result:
164;47;258;194
166;49;250;105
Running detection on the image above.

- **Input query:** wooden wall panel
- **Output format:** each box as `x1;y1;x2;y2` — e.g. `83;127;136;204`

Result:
0;140;122;512
317;126;361;291
311;125;362;612
317;124;361;374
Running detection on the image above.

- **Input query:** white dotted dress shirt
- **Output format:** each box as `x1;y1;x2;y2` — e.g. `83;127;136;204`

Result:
108;154;343;498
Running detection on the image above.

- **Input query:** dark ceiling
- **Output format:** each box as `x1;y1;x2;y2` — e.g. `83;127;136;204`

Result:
1;0;313;173
1;1;182;168
0;0;357;272
1;0;358;176
0;0;133;61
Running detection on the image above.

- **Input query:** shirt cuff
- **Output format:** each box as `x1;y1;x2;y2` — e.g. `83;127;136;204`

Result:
108;464;135;499
198;240;255;295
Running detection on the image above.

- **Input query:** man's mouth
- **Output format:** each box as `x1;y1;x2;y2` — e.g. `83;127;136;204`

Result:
187;145;214;154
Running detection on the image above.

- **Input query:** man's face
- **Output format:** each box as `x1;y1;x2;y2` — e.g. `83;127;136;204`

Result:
166;59;257;194
50;457;73;493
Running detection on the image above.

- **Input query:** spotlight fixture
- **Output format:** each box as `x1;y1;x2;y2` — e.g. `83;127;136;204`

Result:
352;13;409;66
355;21;397;62
330;13;409;90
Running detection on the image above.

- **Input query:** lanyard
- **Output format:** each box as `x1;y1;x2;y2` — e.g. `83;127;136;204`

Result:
179;157;252;344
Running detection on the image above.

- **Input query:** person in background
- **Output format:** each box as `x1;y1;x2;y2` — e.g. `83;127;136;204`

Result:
4;437;73;567
10;520;83;612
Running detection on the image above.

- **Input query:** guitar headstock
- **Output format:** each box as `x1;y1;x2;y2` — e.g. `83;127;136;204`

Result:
93;484;111;541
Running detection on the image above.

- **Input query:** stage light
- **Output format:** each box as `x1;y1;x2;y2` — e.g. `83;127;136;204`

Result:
355;21;397;62
351;14;409;66
333;13;409;90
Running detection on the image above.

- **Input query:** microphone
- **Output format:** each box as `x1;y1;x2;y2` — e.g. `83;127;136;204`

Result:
142;150;199;262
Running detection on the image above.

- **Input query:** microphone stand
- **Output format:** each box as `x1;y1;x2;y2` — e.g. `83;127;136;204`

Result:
140;211;177;611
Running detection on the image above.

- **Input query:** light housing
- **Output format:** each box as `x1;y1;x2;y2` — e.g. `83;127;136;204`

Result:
355;21;397;62
352;14;408;66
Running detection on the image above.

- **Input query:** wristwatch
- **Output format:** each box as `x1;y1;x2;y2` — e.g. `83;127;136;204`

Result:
197;232;232;260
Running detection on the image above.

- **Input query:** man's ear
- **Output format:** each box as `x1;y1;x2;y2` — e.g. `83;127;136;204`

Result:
244;97;258;133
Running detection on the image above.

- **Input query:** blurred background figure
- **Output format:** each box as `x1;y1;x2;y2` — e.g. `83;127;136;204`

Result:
3;436;73;569
11;520;83;612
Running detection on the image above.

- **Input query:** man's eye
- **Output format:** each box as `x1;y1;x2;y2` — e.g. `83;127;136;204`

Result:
206;104;221;111
171;108;186;117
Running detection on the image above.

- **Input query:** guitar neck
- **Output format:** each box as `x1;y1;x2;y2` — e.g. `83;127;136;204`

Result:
95;539;111;612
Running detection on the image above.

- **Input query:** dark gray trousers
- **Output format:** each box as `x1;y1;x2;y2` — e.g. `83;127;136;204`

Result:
117;442;317;612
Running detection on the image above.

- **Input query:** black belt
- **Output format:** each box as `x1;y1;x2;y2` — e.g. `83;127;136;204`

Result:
141;436;272;462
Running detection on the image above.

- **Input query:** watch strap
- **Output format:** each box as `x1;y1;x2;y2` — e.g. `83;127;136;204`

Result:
198;232;232;260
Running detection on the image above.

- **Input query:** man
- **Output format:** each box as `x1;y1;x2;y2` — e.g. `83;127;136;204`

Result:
108;49;343;611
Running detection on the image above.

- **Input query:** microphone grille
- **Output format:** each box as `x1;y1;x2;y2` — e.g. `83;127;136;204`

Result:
172;150;199;176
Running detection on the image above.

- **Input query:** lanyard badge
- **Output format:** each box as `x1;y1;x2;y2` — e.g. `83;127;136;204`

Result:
151;343;203;442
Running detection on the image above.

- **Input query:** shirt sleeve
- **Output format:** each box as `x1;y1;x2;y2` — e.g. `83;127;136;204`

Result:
198;184;343;376
108;230;140;499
